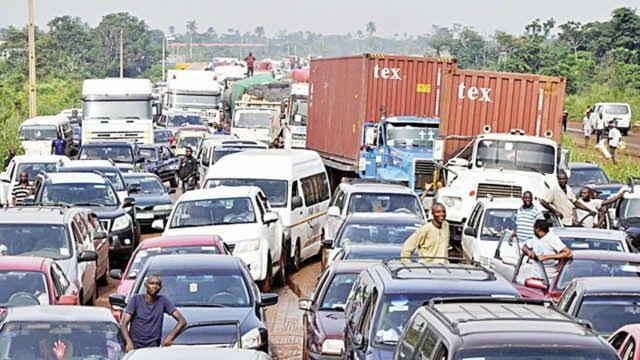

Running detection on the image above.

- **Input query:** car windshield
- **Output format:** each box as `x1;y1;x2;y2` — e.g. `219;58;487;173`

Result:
336;222;421;247
42;183;119;206
373;294;430;346
454;347;617;360
170;94;220;108
290;99;308;125
481;209;517;240
16;163;58;182
137;270;250;307
205;179;288;207
604;104;629;115
212;148;253;163
319;274;358;311
556;259;640;290
79;146;133;163
0;224;71;260
178;136;202;149
154;131;173;143
577;295;640;336
476;140;556;174
102;172;125;191
386;123;439;147
139;148;158;162
559;237;623;252
343;247;405;261
0;271;49;307
84;99;152;120
168;115;205;127
347;193;423;218
234;110;275;129
621;198;640;220
18;125;58;141
124;176;165;195
170;197;255;228
126;245;221;279
0;321;124;360
568;168;609;187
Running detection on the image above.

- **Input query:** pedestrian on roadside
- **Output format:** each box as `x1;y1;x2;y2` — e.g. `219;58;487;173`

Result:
608;122;622;164
510;191;544;244
522;219;572;276
400;203;449;263
562;108;569;132
595;115;605;143
178;147;198;192
11;171;31;206
540;170;596;227
582;110;592;147
51;133;66;156
120;275;186;352
244;52;256;77
4;147;16;169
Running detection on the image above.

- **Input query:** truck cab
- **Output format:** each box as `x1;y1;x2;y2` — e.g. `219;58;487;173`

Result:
358;116;440;193
275;83;309;149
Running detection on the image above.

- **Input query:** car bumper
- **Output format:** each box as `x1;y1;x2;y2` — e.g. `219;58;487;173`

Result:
109;225;136;255
136;210;171;226
235;247;268;282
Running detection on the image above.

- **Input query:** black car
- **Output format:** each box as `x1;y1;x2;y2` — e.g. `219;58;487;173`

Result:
138;144;181;187
123;173;175;229
154;129;175;147
617;193;640;248
109;254;278;353
334;243;413;262
78;142;145;173
569;162;610;196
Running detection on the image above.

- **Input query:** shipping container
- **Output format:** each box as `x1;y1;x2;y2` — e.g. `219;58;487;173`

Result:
439;68;566;158
307;54;458;171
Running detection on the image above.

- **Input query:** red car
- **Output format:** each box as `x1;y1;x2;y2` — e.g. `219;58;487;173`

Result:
609;324;640;359
109;234;229;319
0;256;78;308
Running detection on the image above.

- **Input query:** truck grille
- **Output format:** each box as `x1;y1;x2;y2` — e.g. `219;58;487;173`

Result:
476;183;522;199
90;131;146;142
413;159;436;190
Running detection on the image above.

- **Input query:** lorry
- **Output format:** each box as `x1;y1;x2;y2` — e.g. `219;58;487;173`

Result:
166;69;222;124
271;82;309;149
82;78;154;144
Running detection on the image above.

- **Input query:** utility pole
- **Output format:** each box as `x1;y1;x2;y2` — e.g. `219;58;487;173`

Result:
162;37;166;81
27;0;37;117
119;28;124;78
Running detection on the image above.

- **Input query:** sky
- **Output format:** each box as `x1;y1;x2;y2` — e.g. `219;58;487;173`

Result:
1;0;639;37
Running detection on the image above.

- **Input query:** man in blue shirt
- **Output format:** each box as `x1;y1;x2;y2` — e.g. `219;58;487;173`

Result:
51;133;66;155
213;123;229;135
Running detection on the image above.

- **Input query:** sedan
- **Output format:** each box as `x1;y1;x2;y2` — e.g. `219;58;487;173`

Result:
109;254;277;353
608;324;640;359
549;227;634;253
123;173;175;229
138;144;181;187
124;347;272;360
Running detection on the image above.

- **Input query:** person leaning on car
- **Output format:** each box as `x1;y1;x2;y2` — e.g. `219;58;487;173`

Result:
522;219;572;275
401;203;449;263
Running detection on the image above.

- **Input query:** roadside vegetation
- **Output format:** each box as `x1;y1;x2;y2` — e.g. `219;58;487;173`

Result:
562;136;640;182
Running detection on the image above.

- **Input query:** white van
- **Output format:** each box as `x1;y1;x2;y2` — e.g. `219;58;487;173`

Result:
590;102;632;135
203;149;330;271
198;139;266;180
18;116;74;156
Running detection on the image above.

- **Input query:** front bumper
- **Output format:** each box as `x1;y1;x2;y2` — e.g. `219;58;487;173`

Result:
136;210;171;226
108;224;136;256
235;247;267;282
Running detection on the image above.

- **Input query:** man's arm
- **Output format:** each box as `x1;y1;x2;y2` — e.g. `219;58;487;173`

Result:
163;310;187;346
400;228;422;259
521;244;536;259
573;200;597;215
539;199;561;219
538;247;572;262
119;312;135;352
601;189;628;207
419;183;433;202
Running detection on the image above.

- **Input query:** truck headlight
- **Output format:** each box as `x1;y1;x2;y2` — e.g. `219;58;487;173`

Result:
233;238;261;253
442;196;461;208
322;339;344;355
153;204;173;211
111;215;131;231
240;328;263;349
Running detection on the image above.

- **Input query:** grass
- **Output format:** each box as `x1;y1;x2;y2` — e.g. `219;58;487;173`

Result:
562;135;640;182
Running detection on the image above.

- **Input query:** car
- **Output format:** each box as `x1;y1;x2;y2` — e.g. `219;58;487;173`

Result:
0;154;68;205
569;162;610;196
0;206;101;305
558;277;640;338
299;260;376;360
608;324;640;359
109;234;229;320
616;181;640;248
0;256;78;307
321;213;424;270
549;227;634;253
174;130;206;156
327;180;426;239
343;258;521;360
590;183;626;201
490;249;640;303
109;254;278;353
59;159;131;203
18;115;74;156
123;173;175;228
333;243;408;262
31;172;138;264
395;297;619;360
154;128;175;147
0;306;126;359
157;112;208;135
157;186;284;290
590;102;632;136
138;144;181;187
123;347;272;359
461;197;561;263
78;141;145;173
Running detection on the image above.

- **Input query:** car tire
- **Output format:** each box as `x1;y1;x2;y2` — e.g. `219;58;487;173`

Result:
260;255;273;292
289;239;301;273
169;172;179;188
273;241;287;287
97;261;109;286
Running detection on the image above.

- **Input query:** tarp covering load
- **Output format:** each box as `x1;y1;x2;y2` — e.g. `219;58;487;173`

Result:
228;74;276;109
241;83;291;103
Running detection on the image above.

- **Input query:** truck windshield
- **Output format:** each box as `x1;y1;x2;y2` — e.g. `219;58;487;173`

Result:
234;111;275;129
604;104;629;115
18;125;58;141
290;99;308;125
168;115;205;127
84;100;152;120
170;94;220;108
475;140;556;174
386;123;439;147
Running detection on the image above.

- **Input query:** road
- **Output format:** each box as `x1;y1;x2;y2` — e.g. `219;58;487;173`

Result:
566;121;640;155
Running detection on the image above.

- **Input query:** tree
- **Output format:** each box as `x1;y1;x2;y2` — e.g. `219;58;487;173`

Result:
186;20;198;60
365;21;376;38
558;21;587;59
44;16;96;76
609;7;640;52
254;26;265;39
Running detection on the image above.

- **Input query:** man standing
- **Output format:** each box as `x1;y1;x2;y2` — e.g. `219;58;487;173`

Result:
51;133;66;156
4;147;16;169
510;191;543;243
595;115;605;143
522;219;572;275
562;108;569;132
120;275;186;352
244;52;256;77
213;123;229;135
582;110;592;147
178;147;198;192
11;171;31;206
401;203;449;263
608;122;622;164
575;186;627;228
540;170;596;226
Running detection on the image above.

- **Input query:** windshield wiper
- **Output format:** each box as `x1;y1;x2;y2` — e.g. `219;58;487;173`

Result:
72;202;106;207
177;303;225;308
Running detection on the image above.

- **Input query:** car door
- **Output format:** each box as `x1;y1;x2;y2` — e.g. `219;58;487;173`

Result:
489;231;521;279
255;194;280;262
50;262;77;303
327;188;346;239
511;254;549;299
462;203;483;259
70;221;94;294
86;212;109;278
0;159;14;204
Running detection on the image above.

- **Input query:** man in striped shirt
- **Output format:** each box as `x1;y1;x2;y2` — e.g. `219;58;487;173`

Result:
11;171;31;206
510;191;544;243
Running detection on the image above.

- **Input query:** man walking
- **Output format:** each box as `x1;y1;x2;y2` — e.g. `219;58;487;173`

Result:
51;133;66;156
608;122;622;164
540;170;596;227
244;52;256;77
510;191;543;244
401;203;449;263
120;275;186;352
178;147;198;192
11;171;31;206
4;147;16;169
582;110;592;147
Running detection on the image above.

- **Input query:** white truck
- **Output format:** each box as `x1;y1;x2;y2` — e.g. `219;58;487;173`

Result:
435;131;570;240
232;100;280;145
166;70;222;124
82;78;154;144
273;82;308;149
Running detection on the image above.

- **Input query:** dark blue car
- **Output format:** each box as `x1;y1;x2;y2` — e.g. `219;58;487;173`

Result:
122;173;175;229
138;144;180;187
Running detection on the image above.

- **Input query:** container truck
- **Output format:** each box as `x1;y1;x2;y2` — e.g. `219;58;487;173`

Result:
272;82;309;149
166;69;222;124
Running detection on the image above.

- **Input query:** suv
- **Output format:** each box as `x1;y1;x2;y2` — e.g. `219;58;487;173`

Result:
0;155;68;205
342;258;520;360
59;159;130;203
78;141;144;173
616;178;640;247
31;172;138;263
568;162;610;196
327;180;426;239
395;297;619;360
0;206;103;305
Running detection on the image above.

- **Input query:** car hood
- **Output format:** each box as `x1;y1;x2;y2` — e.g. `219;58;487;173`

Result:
88;205;125;218
317;311;346;340
133;193;173;208
163;224;262;243
163;307;254;346
21;141;52;156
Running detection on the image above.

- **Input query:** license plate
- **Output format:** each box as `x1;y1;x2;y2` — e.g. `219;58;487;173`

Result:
137;213;154;219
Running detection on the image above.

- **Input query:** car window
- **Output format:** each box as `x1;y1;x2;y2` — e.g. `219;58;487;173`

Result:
346;275;373;331
514;257;548;285
51;262;70;294
481;209;517;240
126;245;221;278
0;224;72;260
319;273;358;311
254;196;266;220
577;295;640;336
420;330;438;359
397;313;427;359
556;259;640;290
139;148;158;162
335;190;346;210
347;193;422;218
71;223;85;251
0;271;49;306
358;291;378;343
170;197;256;227
609;331;629;350
622;338;635;360
336;222;421;247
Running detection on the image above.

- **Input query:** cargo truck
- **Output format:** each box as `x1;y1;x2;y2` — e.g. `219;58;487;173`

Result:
166;69;222;124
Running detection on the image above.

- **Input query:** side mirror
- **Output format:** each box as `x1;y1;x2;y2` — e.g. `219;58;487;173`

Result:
167;187;176;194
123;197;135;207
108;294;127;308
327;206;341;218
291;195;303;210
136;156;146;164
127;183;141;194
94;230;108;240
448;158;470;168
321;238;334;249
78;250;98;263
151;219;165;231
298;298;313;311
109;269;122;280
260;293;278;307
58;295;77;306
524;278;548;291
263;212;279;224
463;227;477;237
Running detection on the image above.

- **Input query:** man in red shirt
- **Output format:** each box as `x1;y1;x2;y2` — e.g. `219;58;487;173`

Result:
244;52;256;77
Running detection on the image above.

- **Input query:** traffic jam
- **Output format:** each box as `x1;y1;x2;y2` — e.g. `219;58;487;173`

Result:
2;54;640;360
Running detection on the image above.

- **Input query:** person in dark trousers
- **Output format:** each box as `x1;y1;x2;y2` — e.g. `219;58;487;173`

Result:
120;274;186;352
178;147;198;192
245;52;256;77
11;171;31;206
562;108;569;132
51;133;66;155
4;147;16;169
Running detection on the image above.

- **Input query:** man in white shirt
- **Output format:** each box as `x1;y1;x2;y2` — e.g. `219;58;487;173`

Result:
608;122;622;164
540;170;596;226
576;186;628;227
595;115;605;143
521;219;572;277
582;111;592;147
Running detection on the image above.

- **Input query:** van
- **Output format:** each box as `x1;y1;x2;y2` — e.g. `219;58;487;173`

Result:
591;102;632;135
199;139;267;180
203;149;330;271
18;116;74;156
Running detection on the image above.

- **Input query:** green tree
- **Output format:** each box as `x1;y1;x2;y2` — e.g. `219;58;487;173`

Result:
558;21;587;59
43;16;97;77
254;26;265;39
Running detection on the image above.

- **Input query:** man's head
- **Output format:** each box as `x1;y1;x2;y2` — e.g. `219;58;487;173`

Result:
185;147;193;157
431;203;446;226
8;147;16;156
521;191;533;208
71;109;78;118
144;274;162;297
18;171;28;185
57;132;62;139
579;186;592;201
557;169;569;187
248;52;253;57
533;219;550;238
611;121;617;128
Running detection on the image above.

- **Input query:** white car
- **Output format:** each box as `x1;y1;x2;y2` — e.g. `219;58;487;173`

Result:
0;155;68;205
155;186;284;289
548;227;633;253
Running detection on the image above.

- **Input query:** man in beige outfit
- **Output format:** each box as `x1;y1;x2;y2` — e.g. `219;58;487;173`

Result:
401;203;449;263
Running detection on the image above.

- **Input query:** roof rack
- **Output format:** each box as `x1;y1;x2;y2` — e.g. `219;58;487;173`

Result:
426;296;552;307
381;257;496;281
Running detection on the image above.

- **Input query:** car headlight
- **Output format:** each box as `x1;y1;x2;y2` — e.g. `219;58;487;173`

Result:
233;238;261;253
240;328;263;349
153;204;173;211
322;339;344;355
112;215;131;231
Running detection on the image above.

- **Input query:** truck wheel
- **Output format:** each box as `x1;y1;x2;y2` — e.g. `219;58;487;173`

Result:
260;255;273;292
169;172;179;188
622;129;629;136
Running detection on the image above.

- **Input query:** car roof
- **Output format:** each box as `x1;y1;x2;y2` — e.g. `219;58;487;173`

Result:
384;116;440;125
210;149;322;179
62;160;118;169
122;172;161;179
572;277;640;294
177;186;260;202
549;227;626;240
344;213;424;226
145;254;240;271
10;155;68;163
45;172;106;184
339;181;416;194
477;133;558;146
571;250;640;261
0;206;71;223
0;256;49;271
140;234;224;249
82;142;134;147
569;162;603;170
4;306;116;323
20;115;68;126
330;259;379;273
476;197;543;208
